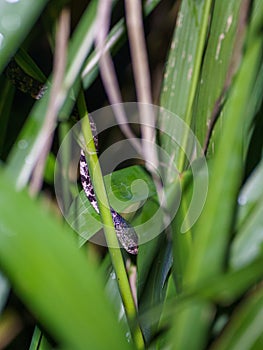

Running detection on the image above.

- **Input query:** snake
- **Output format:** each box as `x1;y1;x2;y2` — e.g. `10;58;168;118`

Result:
5;60;138;255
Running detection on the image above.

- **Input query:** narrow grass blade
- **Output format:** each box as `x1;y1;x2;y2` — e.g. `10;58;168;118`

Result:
159;0;213;173
29;327;51;350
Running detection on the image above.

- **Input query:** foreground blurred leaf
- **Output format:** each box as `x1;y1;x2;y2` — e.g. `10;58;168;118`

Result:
230;159;263;269
0;168;131;350
196;255;263;305
213;285;263;350
150;254;263;350
0;0;48;73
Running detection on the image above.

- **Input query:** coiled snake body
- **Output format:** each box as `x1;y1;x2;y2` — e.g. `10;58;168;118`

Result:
5;61;138;254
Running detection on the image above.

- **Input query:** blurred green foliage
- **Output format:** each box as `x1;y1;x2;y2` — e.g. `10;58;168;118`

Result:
0;0;263;349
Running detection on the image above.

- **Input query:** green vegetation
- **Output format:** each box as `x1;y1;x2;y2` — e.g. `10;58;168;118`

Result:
0;0;263;349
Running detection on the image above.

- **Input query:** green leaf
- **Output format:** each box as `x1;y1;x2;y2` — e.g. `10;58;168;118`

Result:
244;81;263;177
7;0;99;189
186;17;263;293
138;239;172;344
168;3;263;348
44;152;55;185
213;286;263;350
197;256;263;305
152;254;263;349
67;165;156;246
170;171;193;293
194;0;244;149
0;168;132;350
104;165;156;212
159;0;213;173
67;190;101;246
15;48;47;83
230;159;263;269
0;0;48;73
29;327;52;350
137;234;163;300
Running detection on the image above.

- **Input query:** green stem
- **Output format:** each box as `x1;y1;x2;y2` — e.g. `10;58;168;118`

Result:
77;89;144;349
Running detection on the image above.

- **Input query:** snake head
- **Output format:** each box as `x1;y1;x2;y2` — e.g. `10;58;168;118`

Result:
111;211;138;255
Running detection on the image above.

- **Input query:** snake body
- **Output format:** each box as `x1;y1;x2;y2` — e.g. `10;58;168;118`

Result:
5;60;138;254
79;150;138;254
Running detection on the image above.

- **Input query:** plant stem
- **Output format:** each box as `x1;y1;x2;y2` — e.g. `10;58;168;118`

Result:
77;89;145;349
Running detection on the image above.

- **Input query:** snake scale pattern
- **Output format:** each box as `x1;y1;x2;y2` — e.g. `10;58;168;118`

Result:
5;60;138;254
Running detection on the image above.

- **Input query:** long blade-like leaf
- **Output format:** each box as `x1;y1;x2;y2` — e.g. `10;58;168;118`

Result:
0;168;131;350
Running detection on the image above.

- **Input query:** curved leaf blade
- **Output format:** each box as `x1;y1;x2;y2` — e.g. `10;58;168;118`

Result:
0;168;131;350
